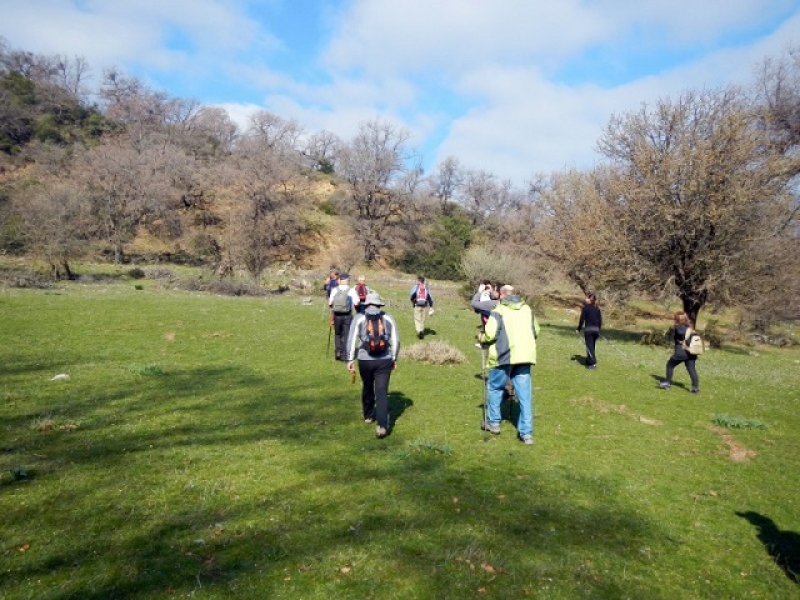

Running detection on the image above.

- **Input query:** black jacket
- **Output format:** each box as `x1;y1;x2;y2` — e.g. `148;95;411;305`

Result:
577;304;602;332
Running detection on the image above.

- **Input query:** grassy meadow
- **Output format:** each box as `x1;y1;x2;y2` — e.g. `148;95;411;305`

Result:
1;270;799;599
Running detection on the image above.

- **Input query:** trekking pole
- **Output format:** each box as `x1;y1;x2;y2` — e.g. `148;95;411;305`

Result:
575;329;594;363
479;344;489;429
600;333;630;360
326;322;332;357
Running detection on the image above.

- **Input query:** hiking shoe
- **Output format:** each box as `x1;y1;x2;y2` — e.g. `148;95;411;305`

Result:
375;426;387;438
520;434;533;445
658;381;671;390
481;420;501;434
587;364;597;370
417;332;424;340
364;417;374;423
690;387;700;394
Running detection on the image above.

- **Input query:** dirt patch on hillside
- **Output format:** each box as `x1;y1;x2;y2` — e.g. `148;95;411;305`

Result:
573;397;663;426
709;425;757;462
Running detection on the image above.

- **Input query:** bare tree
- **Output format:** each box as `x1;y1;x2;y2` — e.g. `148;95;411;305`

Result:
248;110;303;154
597;87;792;323
428;155;463;215
534;167;637;295
304;130;341;172
14;180;93;279
76;133;184;262
335;119;417;262
229;135;312;280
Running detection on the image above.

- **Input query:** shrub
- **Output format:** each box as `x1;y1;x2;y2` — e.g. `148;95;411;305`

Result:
713;414;767;430
403;340;466;365
127;268;146;279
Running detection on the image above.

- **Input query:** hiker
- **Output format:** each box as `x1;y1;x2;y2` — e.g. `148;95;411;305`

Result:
328;272;360;361
576;293;602;369
354;275;370;314
409;275;434;339
473;285;540;445
659;311;700;393
346;292;400;439
323;269;339;294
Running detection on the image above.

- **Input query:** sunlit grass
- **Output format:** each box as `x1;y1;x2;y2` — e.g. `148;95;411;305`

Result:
0;276;798;599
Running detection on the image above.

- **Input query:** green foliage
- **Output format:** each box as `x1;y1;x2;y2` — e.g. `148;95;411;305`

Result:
712;414;767;430
317;199;338;216
395;213;472;280
128;363;166;376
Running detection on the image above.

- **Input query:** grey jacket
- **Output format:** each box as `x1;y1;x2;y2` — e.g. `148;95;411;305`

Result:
345;306;400;362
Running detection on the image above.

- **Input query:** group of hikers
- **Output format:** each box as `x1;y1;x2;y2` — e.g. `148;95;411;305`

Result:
323;269;702;442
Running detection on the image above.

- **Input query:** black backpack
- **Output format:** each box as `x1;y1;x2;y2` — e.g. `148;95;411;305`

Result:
364;314;389;356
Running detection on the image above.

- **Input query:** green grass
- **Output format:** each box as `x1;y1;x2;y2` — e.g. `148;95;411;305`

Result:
1;277;799;599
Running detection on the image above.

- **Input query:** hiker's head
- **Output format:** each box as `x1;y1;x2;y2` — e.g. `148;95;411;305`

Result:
674;311;690;326
357;275;366;284
339;272;350;284
499;285;515;299
585;293;597;305
417;276;425;284
364;292;385;307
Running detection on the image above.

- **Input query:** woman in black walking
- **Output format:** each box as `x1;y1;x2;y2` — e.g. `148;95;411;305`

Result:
659;311;699;393
576;293;602;369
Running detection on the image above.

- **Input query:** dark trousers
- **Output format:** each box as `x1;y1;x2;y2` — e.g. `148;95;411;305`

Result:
333;313;352;360
665;357;699;388
584;330;599;366
358;358;393;429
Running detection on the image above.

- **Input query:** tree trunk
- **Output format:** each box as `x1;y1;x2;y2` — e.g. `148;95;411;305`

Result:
680;288;707;326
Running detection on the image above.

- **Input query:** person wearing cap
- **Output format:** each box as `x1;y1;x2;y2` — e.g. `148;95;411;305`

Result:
328;272;361;361
345;292;400;438
474;284;539;445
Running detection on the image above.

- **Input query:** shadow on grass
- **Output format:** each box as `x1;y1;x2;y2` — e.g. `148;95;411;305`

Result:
737;511;800;584
0;360;674;599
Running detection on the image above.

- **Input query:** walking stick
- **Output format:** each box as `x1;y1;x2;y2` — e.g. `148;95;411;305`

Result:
326;321;332;357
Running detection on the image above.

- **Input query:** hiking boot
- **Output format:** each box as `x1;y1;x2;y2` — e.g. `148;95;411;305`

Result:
375;426;387;438
364;417;374;424
690;387;700;394
417;332;424;340
520;434;533;445
481;420;501;434
658;381;671;390
587;364;597;370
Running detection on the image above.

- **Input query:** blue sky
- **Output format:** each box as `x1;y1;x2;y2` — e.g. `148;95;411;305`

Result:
2;0;799;185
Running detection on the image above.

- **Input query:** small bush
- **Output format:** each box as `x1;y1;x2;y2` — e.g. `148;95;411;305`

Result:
713;414;767;430
404;340;466;365
127;268;146;279
128;364;166;376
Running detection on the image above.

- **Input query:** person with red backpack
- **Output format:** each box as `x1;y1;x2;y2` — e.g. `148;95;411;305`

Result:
409;275;434;339
354;275;369;314
346;292;400;438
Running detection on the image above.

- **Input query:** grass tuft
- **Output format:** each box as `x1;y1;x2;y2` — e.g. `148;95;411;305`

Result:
128;363;166;376
712;414;768;430
404;340;466;364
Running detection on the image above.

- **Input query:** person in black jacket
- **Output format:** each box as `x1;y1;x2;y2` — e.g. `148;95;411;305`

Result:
576;293;602;369
659;311;699;393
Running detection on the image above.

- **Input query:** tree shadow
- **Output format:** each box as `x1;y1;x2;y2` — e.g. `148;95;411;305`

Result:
737;511;800;583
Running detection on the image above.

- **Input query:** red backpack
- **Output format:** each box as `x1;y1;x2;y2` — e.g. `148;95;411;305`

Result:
415;283;428;306
355;283;368;302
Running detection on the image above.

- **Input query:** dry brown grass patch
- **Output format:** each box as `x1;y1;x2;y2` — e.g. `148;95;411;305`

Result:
573;396;663;426
404;340;466;365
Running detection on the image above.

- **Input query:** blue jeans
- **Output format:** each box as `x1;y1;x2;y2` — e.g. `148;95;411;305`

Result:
487;364;533;437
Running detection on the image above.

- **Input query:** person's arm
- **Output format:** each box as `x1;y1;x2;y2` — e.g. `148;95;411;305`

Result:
409;285;417;304
478;314;498;345
577;306;585;332
386;315;400;363
471;291;496;314
345;315;363;368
